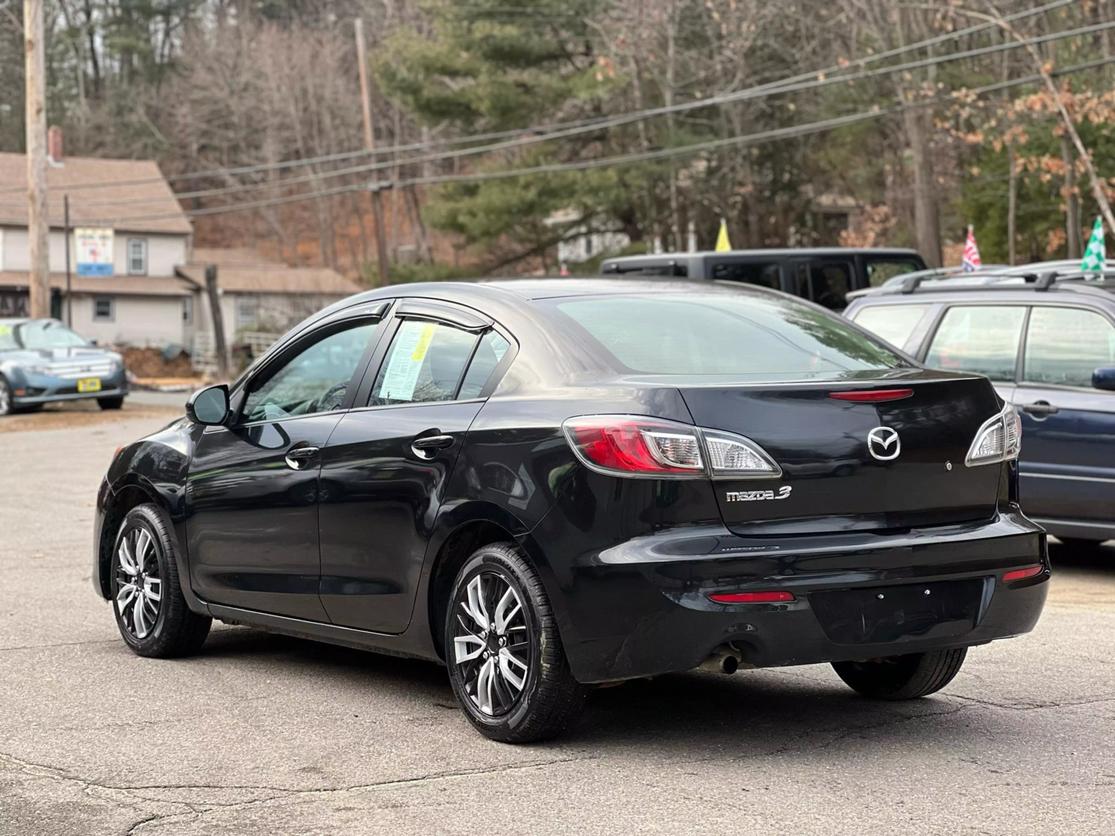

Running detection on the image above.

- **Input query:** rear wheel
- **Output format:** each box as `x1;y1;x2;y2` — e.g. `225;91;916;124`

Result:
98;396;125;410
832;648;966;700
445;543;586;743
111;504;211;657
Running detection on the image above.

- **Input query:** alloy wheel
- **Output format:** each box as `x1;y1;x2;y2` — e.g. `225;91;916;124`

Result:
452;571;531;716
114;525;163;639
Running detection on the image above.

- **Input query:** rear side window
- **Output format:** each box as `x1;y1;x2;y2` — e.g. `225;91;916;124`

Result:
865;259;923;286
1024;306;1115;387
458;332;511;399
925;306;1025;381
709;260;781;289
852;304;932;351
370;319;478;406
548;292;905;376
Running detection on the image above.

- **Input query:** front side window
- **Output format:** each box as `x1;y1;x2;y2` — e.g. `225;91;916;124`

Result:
925;306;1025;381
242;321;379;422
1024;306;1115;388
127;239;147;275
93;297;114;322
865;259;923;286
548;291;906;377
795;260;853;310
852;304;932;351
369;319;479;406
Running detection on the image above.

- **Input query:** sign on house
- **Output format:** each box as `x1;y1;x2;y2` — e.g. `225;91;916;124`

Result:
75;228;114;276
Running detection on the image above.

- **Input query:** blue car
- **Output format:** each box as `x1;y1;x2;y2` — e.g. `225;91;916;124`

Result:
0;318;128;415
845;269;1115;549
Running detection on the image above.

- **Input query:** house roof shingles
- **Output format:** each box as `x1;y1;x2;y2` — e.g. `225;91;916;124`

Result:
0;153;192;236
176;248;361;296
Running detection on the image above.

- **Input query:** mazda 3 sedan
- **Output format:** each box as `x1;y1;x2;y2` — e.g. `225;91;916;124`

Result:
93;279;1048;742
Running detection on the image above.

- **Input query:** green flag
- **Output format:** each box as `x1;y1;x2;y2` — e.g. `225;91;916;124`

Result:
1081;216;1106;275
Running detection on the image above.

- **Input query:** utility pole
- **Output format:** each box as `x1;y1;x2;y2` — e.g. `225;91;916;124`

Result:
355;17;391;285
24;0;50;318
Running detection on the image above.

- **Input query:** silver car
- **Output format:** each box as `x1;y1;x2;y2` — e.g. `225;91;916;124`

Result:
0;318;128;416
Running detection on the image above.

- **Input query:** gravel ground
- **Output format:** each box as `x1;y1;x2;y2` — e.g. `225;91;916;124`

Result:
1;415;1113;835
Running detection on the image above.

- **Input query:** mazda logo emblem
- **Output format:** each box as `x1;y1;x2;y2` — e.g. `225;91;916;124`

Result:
867;426;901;461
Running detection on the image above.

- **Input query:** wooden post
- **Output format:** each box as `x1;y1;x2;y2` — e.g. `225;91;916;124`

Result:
63;195;72;326
204;265;230;379
355;17;391;284
24;0;50;318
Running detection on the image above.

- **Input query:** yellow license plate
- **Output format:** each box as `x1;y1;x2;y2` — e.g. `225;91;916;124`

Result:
77;378;102;393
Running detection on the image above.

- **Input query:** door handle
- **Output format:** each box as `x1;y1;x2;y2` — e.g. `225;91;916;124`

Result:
411;434;454;460
1021;401;1059;418
284;445;320;470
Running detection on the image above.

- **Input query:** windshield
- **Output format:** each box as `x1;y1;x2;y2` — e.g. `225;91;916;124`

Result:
16;320;88;350
547;292;908;376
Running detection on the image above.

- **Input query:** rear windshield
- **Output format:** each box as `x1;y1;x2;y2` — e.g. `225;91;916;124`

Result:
547;293;907;375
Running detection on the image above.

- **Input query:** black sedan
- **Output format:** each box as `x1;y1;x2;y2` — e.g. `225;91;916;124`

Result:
93;279;1048;742
0;318;128;415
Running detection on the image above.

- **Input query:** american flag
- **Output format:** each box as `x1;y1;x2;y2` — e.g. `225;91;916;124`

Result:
962;225;982;272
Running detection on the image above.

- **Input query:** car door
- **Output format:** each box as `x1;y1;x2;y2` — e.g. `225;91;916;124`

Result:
1011;304;1115;532
186;310;388;620
790;257;854;310
317;301;515;634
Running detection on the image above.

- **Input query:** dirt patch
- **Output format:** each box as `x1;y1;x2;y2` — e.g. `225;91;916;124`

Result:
119;346;196;378
0;400;178;433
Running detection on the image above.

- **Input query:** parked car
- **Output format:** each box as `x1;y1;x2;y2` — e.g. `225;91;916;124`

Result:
845;269;1115;548
0;318;128;416
600;248;927;309
94;279;1047;742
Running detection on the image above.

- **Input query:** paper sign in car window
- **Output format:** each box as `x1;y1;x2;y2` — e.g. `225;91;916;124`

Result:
380;321;437;401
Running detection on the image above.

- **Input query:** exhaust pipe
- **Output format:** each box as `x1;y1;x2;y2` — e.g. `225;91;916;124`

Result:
699;647;741;675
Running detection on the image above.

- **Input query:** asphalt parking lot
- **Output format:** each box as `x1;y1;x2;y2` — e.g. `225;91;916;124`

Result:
2;410;1114;835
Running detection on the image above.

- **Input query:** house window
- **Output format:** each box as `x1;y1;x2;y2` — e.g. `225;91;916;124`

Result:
127;238;148;275
93;296;114;322
182;296;193;325
236;297;259;329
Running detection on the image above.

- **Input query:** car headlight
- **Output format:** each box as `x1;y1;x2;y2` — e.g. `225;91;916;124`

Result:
966;403;1022;467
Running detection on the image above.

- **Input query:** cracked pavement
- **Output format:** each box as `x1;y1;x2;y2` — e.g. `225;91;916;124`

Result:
2;415;1114;835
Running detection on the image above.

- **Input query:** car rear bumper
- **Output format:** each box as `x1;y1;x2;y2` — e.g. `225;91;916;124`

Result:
540;509;1048;683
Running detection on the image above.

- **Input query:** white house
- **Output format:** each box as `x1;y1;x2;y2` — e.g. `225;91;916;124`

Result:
0;138;359;354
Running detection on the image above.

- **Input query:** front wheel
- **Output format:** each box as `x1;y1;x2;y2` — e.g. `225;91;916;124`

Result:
445;543;586;743
832;648;967;700
111;504;211;657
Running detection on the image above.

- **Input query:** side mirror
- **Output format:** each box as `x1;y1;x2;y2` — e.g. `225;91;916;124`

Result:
186;384;230;425
1092;368;1115;392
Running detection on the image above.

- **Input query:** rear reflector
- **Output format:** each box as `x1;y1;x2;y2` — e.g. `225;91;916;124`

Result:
829;388;914;403
708;590;795;604
1002;564;1044;583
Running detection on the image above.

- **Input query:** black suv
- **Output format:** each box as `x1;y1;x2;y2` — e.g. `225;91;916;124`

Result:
600;248;927;310
846;269;1115;548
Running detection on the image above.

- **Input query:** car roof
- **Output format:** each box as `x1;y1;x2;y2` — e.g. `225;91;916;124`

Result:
847;271;1115;307
603;247;922;264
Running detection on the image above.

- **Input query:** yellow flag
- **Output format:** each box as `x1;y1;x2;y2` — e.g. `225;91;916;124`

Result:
715;218;732;252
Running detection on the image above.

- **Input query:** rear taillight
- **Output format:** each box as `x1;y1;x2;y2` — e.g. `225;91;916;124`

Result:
829;388;914;403
966;404;1022;467
1003;564;1045;583
708;590;795;604
562;415;780;479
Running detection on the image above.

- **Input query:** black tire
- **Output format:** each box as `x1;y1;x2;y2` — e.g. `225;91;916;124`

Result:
110;504;211;658
1057;537;1106;552
98;396;125;410
444;543;586;743
832;648;967;700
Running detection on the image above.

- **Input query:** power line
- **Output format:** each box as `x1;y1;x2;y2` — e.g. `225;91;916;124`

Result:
55;16;1115;210
85;55;1113;226
0;0;1077;197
